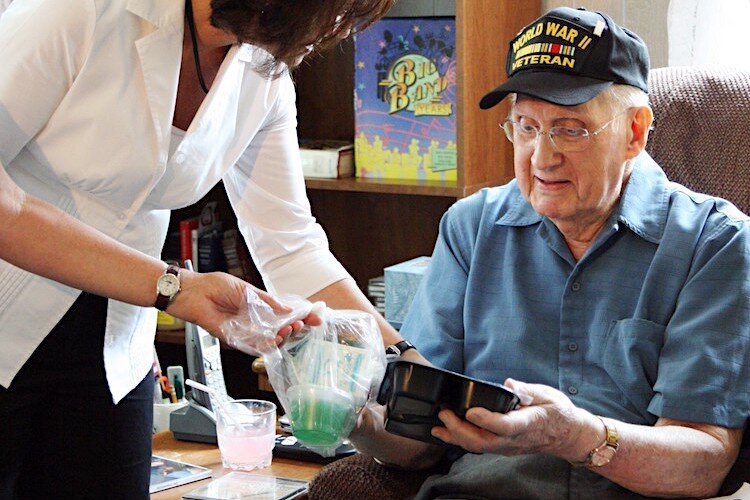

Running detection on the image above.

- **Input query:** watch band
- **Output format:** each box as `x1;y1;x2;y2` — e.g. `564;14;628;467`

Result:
385;340;416;358
570;416;619;468
154;265;181;311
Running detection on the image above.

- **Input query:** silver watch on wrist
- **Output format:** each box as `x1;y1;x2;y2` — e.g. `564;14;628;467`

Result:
154;264;181;311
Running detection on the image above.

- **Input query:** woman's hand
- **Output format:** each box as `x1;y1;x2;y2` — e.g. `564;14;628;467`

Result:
165;270;320;351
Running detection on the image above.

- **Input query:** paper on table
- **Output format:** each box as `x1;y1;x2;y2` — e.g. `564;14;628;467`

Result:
181;472;307;500
149;455;211;493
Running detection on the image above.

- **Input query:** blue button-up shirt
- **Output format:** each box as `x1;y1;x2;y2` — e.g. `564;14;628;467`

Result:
401;153;749;428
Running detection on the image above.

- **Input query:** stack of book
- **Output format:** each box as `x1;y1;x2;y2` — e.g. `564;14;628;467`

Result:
367;275;385;315
299;139;354;179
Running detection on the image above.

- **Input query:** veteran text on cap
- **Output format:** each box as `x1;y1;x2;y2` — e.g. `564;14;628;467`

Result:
480;7;649;108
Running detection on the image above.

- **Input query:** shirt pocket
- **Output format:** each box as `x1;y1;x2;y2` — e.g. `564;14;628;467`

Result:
595;318;666;418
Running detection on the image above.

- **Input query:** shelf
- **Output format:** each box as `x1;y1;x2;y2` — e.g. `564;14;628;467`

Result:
156;329;186;345
304;177;459;197
304;175;515;198
156;329;238;352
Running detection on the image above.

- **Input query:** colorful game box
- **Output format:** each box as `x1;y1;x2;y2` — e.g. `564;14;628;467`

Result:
354;17;457;182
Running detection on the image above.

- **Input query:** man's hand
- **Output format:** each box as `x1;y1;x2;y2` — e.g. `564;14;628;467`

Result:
348;402;389;457
431;378;602;462
349;402;446;470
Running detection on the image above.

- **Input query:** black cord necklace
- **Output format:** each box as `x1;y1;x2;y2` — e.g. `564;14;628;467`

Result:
185;0;210;94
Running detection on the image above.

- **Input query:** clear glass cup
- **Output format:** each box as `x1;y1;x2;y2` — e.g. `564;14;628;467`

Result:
216;399;276;471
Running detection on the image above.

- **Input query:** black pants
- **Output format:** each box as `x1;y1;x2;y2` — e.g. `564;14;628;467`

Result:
0;292;153;500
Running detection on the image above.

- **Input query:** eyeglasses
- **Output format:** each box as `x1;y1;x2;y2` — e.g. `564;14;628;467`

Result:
500;110;629;152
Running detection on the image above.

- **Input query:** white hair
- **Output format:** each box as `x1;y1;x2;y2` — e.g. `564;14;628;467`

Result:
599;84;650;111
507;84;649;113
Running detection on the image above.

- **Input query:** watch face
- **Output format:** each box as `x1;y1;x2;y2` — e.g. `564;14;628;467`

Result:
590;446;617;467
157;274;180;296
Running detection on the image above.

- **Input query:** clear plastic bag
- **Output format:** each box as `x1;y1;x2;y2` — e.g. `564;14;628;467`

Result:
221;289;386;456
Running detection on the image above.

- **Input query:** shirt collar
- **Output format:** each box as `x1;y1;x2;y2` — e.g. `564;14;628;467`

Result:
495;182;542;227
495;152;670;244
126;0;183;29
616;152;670;244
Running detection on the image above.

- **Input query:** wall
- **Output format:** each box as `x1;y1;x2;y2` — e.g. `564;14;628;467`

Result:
542;0;669;69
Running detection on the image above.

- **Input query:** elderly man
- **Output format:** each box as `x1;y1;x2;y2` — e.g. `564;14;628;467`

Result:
328;7;750;500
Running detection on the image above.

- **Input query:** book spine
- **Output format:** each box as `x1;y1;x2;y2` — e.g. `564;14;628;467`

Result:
222;229;243;278
179;218;199;265
197;227;226;273
190;228;199;271
338;150;354;177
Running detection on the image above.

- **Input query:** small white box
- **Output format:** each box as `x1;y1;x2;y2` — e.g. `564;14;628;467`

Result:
299;140;354;179
384;256;431;328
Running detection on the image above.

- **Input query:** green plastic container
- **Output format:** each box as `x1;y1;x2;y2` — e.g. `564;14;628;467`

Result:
286;384;356;446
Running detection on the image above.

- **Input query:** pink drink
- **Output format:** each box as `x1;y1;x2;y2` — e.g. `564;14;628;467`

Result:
217;426;275;469
216;399;276;471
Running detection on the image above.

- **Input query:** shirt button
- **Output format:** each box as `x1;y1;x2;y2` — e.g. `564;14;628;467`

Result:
118;212;127;220
571;282;581;291
568;386;578;395
174;152;186;164
568;342;578;352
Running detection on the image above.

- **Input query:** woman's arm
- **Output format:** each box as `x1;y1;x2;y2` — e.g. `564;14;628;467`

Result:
307;278;402;345
0;163;304;340
0;3;311;342
0;164;163;306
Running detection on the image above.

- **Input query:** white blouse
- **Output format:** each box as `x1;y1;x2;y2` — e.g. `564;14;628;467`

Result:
0;0;349;402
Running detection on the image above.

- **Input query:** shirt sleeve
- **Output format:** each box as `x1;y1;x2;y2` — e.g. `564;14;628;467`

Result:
400;199;480;373
0;0;95;166
649;211;750;428
222;76;350;298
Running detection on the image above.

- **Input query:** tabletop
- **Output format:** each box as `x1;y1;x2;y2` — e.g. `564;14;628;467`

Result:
150;431;323;499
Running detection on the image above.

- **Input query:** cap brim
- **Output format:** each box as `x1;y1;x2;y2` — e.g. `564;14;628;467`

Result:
479;71;614;108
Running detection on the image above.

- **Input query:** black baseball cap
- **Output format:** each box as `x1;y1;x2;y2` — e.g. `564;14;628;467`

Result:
479;7;649;108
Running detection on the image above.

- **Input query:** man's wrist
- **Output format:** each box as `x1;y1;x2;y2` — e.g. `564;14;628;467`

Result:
560;410;603;462
385;340;416;360
568;414;618;467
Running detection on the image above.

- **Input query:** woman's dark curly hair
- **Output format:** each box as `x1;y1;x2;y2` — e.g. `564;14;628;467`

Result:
210;0;394;76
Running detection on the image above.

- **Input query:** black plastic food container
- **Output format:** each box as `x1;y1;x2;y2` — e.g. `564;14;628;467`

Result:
377;360;520;445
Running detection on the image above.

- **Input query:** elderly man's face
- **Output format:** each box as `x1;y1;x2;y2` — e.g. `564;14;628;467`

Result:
510;95;633;230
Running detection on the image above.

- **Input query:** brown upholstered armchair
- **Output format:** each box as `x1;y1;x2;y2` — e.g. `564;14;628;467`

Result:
647;66;749;214
307;66;750;499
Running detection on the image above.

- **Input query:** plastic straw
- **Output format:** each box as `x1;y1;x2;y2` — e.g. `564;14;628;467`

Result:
185;378;242;427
